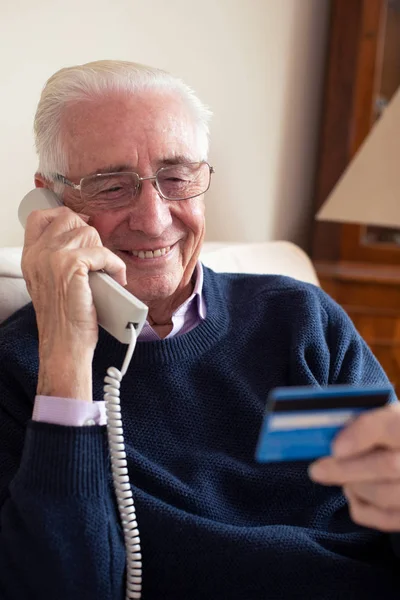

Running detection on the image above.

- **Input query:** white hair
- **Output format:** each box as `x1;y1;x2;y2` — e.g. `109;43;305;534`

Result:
34;60;212;181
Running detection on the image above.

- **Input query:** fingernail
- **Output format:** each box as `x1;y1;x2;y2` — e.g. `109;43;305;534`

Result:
80;214;90;222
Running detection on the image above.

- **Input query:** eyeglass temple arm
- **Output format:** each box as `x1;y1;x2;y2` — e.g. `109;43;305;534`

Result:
54;174;81;190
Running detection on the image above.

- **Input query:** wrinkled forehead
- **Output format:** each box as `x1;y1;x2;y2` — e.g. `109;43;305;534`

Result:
61;91;201;177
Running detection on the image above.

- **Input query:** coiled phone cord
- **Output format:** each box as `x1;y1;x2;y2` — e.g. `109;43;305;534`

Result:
104;324;142;599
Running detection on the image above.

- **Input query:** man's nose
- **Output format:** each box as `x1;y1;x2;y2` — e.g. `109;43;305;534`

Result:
127;179;173;236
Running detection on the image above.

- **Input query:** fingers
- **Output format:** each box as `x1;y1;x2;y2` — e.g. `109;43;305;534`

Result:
72;247;127;287
344;487;400;532
332;402;400;458
309;450;400;485
24;207;90;246
308;404;400;532
53;224;102;251
346;481;400;511
23;209;126;287
48;229;127;285
309;452;400;531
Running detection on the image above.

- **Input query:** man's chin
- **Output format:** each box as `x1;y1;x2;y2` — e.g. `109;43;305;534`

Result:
124;276;178;306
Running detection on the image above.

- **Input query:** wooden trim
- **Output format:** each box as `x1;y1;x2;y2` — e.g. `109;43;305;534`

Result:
311;0;400;264
311;1;366;261
340;0;400;264
315;260;400;284
349;0;386;156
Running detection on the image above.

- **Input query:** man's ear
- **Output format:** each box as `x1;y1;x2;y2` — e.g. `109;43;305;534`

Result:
34;174;51;189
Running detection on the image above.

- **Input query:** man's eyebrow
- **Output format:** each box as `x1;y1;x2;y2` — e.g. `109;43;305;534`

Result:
156;155;194;167
84;156;195;178
84;164;134;177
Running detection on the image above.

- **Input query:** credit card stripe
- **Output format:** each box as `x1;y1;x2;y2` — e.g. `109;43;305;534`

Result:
268;409;359;431
271;393;389;412
271;386;392;401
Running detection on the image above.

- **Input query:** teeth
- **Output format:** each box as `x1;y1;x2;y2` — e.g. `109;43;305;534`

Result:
131;246;170;259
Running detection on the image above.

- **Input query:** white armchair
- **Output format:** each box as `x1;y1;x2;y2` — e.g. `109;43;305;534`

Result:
0;242;319;325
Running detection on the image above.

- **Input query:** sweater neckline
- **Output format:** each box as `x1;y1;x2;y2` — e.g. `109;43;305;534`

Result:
95;267;229;366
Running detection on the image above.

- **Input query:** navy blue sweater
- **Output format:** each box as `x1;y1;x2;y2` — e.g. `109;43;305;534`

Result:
0;268;399;599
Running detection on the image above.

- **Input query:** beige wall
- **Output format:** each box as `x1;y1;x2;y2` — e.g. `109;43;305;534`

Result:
0;0;330;248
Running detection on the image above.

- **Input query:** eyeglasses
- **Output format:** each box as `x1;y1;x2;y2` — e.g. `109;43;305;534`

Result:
54;161;214;210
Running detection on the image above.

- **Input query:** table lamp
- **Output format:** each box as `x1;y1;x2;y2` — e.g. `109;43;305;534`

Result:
316;86;400;230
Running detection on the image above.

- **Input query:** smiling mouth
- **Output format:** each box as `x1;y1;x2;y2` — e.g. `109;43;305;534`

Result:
128;246;172;259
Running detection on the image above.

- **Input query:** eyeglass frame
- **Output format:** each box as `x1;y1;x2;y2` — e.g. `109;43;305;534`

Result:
53;161;215;203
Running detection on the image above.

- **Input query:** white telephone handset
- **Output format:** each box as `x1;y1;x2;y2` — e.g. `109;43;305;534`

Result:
19;188;148;344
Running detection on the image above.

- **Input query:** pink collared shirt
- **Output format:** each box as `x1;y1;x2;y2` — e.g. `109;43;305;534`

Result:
32;263;206;427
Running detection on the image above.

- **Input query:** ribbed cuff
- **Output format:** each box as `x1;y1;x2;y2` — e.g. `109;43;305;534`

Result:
11;420;110;497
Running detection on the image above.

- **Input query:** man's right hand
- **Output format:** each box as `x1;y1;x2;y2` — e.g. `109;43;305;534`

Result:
21;206;127;401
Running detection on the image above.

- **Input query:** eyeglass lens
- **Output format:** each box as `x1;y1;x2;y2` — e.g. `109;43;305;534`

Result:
80;162;210;208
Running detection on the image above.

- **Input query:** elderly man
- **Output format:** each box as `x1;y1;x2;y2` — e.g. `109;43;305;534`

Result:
0;60;399;600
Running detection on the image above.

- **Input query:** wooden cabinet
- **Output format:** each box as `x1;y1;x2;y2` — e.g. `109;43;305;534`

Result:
312;0;400;388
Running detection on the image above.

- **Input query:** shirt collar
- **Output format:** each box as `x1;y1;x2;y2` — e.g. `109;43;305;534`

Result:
174;261;205;318
138;261;206;341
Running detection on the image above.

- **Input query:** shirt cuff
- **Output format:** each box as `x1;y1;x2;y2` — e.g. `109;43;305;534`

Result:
32;396;107;427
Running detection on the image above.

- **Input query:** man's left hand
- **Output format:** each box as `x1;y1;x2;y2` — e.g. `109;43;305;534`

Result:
309;402;400;532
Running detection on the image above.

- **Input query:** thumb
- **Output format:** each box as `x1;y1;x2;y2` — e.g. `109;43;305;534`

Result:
77;247;127;287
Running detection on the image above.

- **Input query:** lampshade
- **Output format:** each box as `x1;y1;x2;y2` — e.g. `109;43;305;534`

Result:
316;86;400;229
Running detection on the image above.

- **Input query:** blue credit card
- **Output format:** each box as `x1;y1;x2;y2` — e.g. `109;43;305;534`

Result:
255;385;391;462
